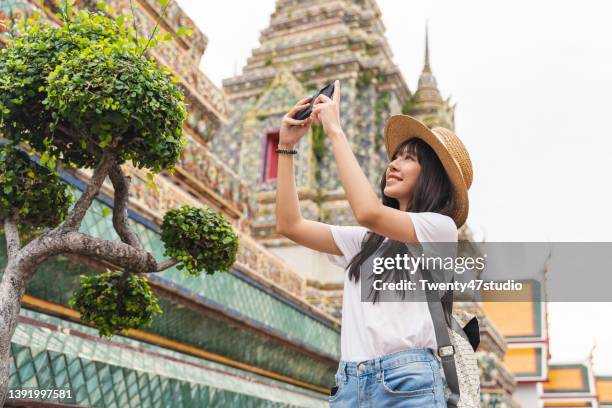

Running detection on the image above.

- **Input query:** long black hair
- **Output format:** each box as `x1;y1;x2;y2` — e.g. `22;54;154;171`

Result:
346;137;455;300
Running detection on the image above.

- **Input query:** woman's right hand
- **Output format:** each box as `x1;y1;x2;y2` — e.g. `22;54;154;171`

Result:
279;95;314;147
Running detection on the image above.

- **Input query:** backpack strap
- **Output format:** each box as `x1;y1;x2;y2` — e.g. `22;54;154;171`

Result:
403;242;461;408
421;267;461;408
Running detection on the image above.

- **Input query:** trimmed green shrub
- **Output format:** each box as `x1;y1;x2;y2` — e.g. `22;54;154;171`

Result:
161;205;239;276
0;143;72;230
0;9;186;173
69;270;163;338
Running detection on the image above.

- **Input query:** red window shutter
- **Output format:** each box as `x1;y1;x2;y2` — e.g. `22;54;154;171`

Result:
263;131;280;182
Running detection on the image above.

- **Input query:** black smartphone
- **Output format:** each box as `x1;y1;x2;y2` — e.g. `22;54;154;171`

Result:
293;83;335;120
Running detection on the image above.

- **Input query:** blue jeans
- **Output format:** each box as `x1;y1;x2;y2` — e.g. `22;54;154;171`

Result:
328;348;447;407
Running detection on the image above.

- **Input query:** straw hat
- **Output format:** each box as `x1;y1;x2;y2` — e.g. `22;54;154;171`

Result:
383;114;473;228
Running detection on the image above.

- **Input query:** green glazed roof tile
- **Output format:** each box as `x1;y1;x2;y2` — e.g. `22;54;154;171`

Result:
8;309;328;407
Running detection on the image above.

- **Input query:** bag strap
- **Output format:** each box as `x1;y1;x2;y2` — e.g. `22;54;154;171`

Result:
422;267;461;408
403;242;461;408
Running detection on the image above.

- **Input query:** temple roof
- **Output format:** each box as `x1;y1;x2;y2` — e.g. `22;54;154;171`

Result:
481;280;549;382
503;344;548;381
480;280;546;340
596;376;612;405
543;364;596;397
253;66;306;118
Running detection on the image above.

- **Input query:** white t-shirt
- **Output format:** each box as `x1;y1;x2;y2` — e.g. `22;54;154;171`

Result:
326;211;458;362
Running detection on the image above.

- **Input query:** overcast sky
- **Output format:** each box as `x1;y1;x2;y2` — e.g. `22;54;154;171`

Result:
175;0;612;373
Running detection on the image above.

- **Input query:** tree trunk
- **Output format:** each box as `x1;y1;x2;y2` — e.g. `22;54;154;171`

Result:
0;260;29;406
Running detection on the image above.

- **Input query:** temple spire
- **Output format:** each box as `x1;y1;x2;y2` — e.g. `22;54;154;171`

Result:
423;20;431;73
416;21;439;94
409;21;455;130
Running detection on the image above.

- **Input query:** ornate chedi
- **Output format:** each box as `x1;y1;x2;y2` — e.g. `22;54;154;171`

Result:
1;1;343;406
211;0;410;247
403;23;455;130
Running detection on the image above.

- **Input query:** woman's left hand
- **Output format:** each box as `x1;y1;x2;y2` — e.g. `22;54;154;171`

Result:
312;79;342;136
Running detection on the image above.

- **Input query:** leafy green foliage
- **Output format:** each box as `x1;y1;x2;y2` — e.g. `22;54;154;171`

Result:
0;143;72;230
161;205;239;276
69;270;162;338
0;8;186;173
46;44;187;172
0;11;125;163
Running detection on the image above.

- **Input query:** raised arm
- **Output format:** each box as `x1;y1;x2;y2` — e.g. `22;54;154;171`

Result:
312;80;419;244
275;96;342;256
326;128;419;244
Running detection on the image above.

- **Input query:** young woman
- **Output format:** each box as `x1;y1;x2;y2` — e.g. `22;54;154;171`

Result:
275;80;473;407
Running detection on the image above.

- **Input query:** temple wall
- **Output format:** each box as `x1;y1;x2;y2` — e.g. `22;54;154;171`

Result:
269;246;344;283
0;164;341;405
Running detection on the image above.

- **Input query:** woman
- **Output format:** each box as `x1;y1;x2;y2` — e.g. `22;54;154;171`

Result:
275;79;473;407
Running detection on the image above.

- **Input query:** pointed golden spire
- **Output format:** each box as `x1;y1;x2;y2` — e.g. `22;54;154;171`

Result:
416;20;440;98
410;21;455;129
423;20;431;73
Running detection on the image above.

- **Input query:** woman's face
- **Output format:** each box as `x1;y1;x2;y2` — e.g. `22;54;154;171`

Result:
384;145;421;207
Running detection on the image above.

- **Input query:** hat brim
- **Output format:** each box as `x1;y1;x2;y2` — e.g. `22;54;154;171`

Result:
383;115;469;229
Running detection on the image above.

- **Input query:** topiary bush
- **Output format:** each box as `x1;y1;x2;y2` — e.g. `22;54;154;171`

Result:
46;44;187;173
0;11;124;165
69;270;163;338
161;205;239;276
0;9;186;173
0;10;250;402
0;1;240;363
0;143;72;231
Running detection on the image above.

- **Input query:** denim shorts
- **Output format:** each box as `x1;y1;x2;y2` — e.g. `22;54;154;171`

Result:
328;348;447;407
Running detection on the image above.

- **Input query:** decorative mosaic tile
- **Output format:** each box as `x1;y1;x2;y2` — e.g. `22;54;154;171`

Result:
9;309;328;407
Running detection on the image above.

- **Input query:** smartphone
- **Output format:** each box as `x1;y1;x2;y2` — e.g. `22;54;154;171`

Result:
293;83;335;120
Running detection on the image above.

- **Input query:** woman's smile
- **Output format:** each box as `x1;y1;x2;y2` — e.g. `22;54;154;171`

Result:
386;173;403;183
